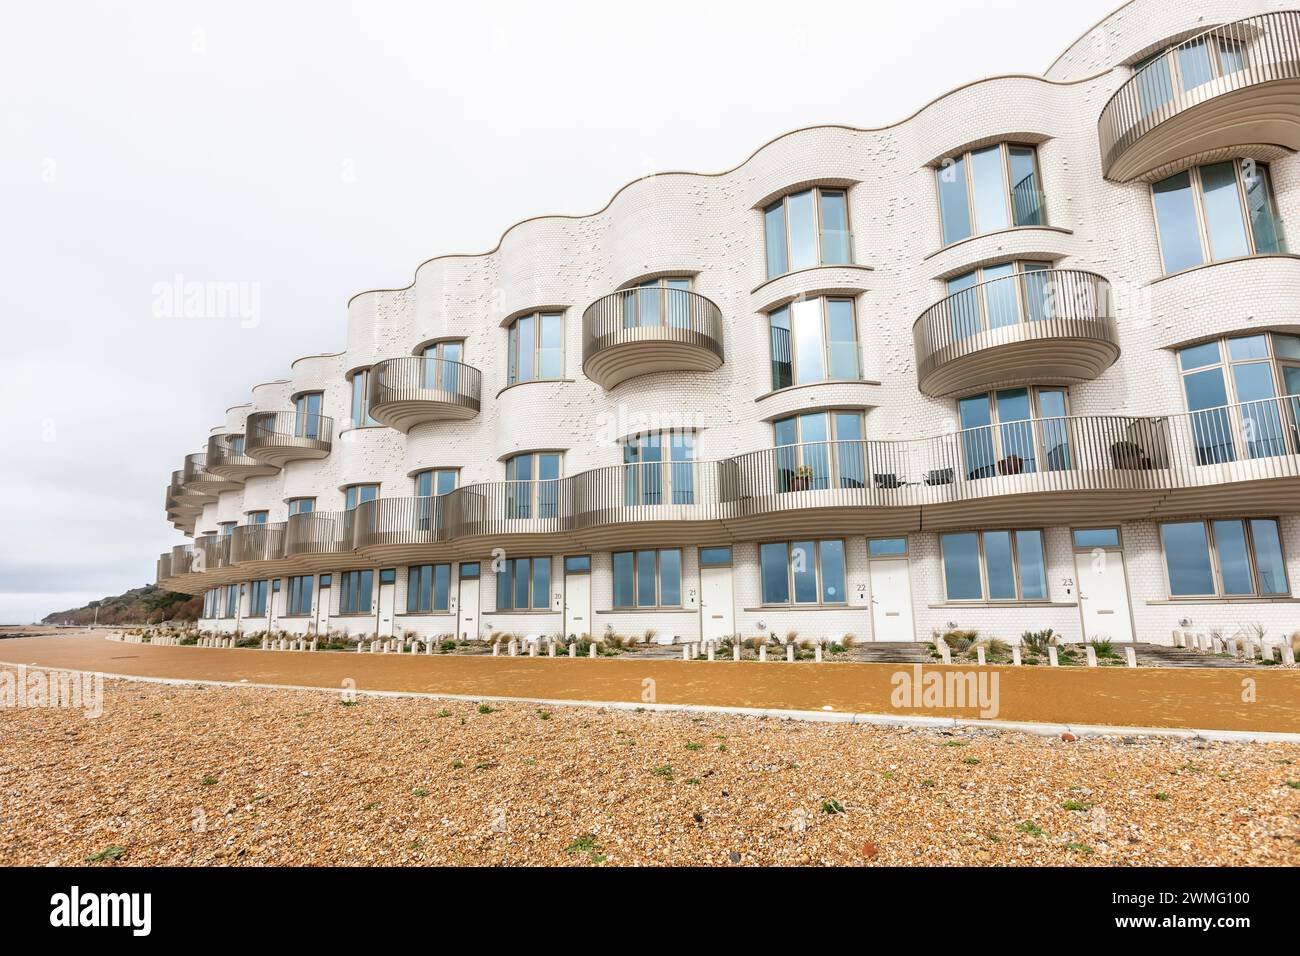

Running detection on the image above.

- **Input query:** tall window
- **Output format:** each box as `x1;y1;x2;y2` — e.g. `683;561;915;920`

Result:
759;540;846;605
288;497;315;516
957;387;1070;478
507;312;563;385
1160;519;1289;597
1151;161;1283;273
1178;333;1300;463
941;530;1048;601
287;575;313;616
773;411;865;491
224;585;238;618
339;569;374;614
413;469;457;496
421;340;464;391
246;511;268;526
1131;36;1246;119
769;297;860;389
343;484;379;510
621;277;693;328
407;563;451;613
348;369;377;427
936;143;1043;245
623;431;695;506
294;392;323;438
612;549;682;608
505;452;560;519
249;580;268;617
763;187;851;279
943;261;1053;341
203;589;219;618
495;556;551;610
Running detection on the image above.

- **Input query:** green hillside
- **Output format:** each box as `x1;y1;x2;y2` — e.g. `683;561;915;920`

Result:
42;585;201;626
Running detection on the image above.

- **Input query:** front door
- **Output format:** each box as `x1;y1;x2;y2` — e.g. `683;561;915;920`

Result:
563;560;591;639
869;558;915;641
699;565;735;642
376;569;396;636
1075;545;1135;643
456;564;480;641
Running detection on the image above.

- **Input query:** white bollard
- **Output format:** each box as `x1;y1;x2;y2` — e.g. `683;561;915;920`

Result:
1247;640;1259;660
814;644;823;663
370;640;378;653
492;642;499;656
1125;645;1137;668
1011;646;1022;666
589;643;597;658
1048;646;1059;667
759;644;767;662
508;641;517;657
356;641;364;653
707;645;715;662
1283;644;1296;666
786;644;794;663
1172;629;1184;648
939;643;952;665
682;645;690;661
976;646;986;666
733;644;741;662
1085;646;1097;667
569;643;577;658
310;640;318;652
548;643;556;658
529;642;537;657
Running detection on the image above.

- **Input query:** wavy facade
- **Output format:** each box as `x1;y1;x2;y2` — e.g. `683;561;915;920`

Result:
159;0;1300;647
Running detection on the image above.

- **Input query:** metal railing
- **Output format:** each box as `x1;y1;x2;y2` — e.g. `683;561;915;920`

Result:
582;287;724;366
368;355;482;419
205;431;276;478
1099;12;1300;176
1010;172;1046;227
245;410;334;455
161;397;1300;579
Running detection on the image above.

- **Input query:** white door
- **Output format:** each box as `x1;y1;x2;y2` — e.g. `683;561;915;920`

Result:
457;573;480;642
1075;551;1135;642
313;578;329;635
699;565;735;642
869;559;915;641
376;572;396;636
564;571;590;638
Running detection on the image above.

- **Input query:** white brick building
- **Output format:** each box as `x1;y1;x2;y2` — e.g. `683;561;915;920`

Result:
160;0;1300;649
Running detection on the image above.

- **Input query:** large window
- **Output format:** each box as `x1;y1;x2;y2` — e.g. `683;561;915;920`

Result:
219;521;237;536
943;261;1053;341
495;556;551;610
1160;519;1289;597
623;431;695;506
413;469;457;497
773;411;865;491
505;452;560;519
769;297;860;389
612;549;682;608
1178;333;1300;464
1131;36;1246;119
246;511;268;526
957;387;1070;478
294;392;323;438
287;497;315;516
224;585;238;618
420;340;465;391
249;580;268;617
507;312;563;385
941;529;1048;602
203;589;219;619
407;563;451;613
339;569;374;615
759;540;846;605
348;368;378;427
287;575;313;616
621;277;694;328
936;143;1044;245
343;484;379;511
1151;161;1283;274
763;187;852;279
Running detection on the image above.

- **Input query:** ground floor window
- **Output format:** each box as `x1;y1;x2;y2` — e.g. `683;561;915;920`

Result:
1160;518;1289;597
941;529;1047;601
203;589;219;618
249;580;268;617
613;549;682;608
407;564;451;613
496;557;550;610
339;569;374;614
224;585;238;618
287;575;313;616
759;539;846;605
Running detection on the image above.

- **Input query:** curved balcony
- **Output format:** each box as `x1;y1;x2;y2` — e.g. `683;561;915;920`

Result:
913;269;1119;397
1099;12;1300;181
367;356;482;431
182;453;241;500
244;411;333;467
229;521;287;565
582;288;724;389
167;397;1300;585
205;433;280;481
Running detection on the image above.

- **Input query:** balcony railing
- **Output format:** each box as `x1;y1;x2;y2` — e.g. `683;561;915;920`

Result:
582;287;724;389
1099;12;1300;180
161;397;1300;581
367;355;482;430
205;432;280;481
244;410;334;466
913;269;1119;396
181;453;240;499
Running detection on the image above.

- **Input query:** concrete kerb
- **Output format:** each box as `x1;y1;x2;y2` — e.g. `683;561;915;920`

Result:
6;658;1298;745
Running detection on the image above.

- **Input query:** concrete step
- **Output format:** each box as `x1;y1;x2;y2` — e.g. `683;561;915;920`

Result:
850;643;932;664
1132;642;1255;668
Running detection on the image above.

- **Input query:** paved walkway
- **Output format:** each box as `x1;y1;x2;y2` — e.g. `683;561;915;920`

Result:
2;632;1298;734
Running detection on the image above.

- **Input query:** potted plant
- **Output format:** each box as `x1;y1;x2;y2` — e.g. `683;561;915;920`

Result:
792;464;814;491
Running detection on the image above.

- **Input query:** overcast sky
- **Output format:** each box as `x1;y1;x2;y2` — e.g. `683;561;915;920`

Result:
0;0;1120;623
